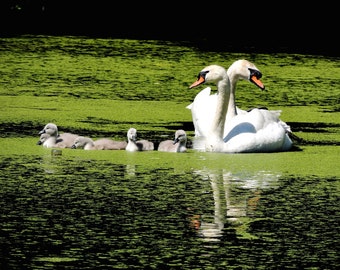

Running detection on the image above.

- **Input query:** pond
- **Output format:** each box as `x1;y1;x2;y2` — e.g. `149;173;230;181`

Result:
0;35;339;269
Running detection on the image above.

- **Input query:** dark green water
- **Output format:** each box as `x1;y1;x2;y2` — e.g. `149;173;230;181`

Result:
0;36;339;269
1;155;338;269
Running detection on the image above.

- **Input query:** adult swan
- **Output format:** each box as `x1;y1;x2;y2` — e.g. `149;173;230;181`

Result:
189;60;293;153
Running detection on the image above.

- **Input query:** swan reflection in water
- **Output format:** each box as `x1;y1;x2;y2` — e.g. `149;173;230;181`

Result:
190;168;281;242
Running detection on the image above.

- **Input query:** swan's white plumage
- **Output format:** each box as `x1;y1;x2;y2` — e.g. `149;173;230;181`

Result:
186;86;252;137
188;60;293;153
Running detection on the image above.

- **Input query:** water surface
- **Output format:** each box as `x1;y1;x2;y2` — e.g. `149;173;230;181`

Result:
0;35;339;269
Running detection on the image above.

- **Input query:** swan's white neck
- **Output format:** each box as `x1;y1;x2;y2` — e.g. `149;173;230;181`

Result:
207;77;230;149
226;69;239;122
226;86;237;121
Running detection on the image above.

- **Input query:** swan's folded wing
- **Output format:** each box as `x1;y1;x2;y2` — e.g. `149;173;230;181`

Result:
188;87;219;137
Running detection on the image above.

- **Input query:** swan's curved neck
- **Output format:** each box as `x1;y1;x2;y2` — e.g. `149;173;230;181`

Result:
210;78;230;139
226;70;238;122
227;89;237;122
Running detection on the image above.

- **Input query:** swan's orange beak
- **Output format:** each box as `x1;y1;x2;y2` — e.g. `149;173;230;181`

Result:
189;76;205;89
250;75;265;90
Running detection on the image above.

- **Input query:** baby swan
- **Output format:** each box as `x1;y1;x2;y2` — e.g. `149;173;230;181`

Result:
38;123;78;148
126;127;154;152
158;129;187;153
37;133;50;146
72;136;127;150
37;133;68;148
37;133;56;148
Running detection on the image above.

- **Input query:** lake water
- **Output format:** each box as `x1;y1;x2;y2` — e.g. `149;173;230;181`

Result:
0;36;339;269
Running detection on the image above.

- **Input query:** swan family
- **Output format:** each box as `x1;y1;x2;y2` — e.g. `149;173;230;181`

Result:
187;59;293;153
36;59;293;154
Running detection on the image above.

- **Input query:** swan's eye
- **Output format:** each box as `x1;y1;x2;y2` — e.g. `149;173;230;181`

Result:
248;68;262;79
197;70;209;79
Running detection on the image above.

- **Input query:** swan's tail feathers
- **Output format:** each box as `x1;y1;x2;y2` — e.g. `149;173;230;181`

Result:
281;122;301;142
280;120;292;133
286;131;305;152
281;121;306;151
287;131;304;143
186;103;193;110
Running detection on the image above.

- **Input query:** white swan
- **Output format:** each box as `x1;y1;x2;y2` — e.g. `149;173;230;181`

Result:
157;129;187;152
126;128;154;152
38;123;79;148
187;59;266;138
71;136;127;150
189;60;293;153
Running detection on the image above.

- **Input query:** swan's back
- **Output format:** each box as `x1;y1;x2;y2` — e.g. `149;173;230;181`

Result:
222;108;293;152
94;138;127;150
135;140;154;151
72;136;127;150
223;122;292;153
59;133;80;148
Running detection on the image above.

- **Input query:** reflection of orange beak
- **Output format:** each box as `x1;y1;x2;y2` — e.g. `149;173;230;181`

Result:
189;76;205;89
189;214;201;230
250;75;265;90
247;190;261;212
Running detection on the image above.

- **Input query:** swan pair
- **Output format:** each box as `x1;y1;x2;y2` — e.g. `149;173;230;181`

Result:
187;59;293;153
